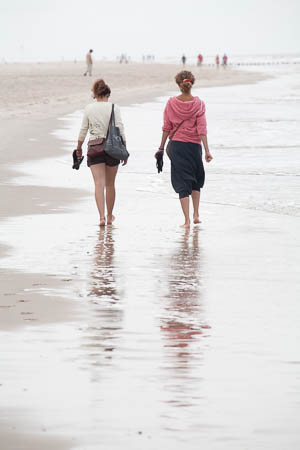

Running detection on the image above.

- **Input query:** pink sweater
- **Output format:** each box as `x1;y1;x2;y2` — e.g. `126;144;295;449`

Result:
162;96;207;144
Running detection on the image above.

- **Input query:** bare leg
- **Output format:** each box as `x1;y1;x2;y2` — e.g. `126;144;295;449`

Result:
105;165;118;224
179;196;190;228
90;163;106;226
192;190;201;224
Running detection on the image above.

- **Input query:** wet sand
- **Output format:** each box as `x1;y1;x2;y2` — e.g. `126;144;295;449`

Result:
1;63;300;449
0;269;81;330
0;424;73;450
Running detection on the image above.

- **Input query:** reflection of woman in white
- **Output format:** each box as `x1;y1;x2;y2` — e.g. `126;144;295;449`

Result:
76;79;127;227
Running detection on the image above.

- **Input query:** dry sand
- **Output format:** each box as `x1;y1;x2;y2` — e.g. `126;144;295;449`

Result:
0;61;269;449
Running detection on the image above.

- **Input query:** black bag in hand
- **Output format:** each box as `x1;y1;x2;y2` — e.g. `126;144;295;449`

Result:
104;104;129;161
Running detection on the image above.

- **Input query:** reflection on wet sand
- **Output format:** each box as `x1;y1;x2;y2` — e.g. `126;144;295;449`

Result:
89;227;119;302
82;228;124;376
160;228;210;411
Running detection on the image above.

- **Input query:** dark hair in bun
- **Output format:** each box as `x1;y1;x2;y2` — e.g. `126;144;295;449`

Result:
92;79;111;98
175;71;195;93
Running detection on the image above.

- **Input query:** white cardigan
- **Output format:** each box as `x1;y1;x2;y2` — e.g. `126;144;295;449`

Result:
78;101;126;142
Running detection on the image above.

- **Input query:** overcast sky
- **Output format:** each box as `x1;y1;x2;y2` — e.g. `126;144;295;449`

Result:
0;0;299;61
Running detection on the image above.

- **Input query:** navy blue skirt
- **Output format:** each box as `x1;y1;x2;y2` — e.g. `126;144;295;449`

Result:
170;141;205;199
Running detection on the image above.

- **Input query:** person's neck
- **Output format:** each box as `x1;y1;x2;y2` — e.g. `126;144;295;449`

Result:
177;92;193;101
96;97;109;102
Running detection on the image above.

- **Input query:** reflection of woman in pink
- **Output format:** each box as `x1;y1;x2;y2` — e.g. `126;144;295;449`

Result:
160;228;211;370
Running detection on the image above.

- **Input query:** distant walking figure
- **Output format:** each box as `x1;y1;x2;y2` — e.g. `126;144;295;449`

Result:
216;54;220;67
197;53;203;66
181;54;186;66
222;53;228;67
84;49;93;76
155;71;213;228
76;79;127;226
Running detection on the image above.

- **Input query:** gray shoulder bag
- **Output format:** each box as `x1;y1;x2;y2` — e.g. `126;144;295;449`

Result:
104;104;130;161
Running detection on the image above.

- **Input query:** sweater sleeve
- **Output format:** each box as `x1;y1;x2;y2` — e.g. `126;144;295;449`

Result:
114;105;126;141
162;100;172;132
78;109;89;142
196;102;207;136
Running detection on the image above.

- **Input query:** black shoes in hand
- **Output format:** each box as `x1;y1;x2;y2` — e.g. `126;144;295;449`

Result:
155;151;164;173
72;150;84;170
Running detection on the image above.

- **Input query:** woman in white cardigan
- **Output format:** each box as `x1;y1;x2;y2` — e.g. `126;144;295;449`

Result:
76;79;127;226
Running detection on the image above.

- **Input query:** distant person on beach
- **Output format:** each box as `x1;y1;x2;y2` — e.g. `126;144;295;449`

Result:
119;53;129;63
197;53;203;66
155;71;213;228
216;54;220;67
84;49;93;76
182;54;186;66
76;79;127;226
222;53;228;67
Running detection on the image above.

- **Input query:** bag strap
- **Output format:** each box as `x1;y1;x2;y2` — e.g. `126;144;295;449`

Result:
111;104;116;127
169;120;185;141
106;104;115;138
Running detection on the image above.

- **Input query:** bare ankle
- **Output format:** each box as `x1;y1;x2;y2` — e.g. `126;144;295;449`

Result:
181;222;190;228
107;214;115;225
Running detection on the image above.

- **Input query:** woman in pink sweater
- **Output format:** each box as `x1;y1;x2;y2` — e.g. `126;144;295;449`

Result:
156;70;213;228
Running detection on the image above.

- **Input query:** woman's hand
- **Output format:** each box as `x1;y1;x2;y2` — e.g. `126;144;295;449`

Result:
122;159;128;166
205;151;213;163
200;136;213;163
154;149;164;158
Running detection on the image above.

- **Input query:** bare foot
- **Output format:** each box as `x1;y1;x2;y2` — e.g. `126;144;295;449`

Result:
193;215;202;224
180;222;190;229
99;218;106;227
107;215;115;225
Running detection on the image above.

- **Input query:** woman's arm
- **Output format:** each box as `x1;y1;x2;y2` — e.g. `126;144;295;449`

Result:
197;103;213;163
114;105;126;145
155;102;171;155
113;104;127;165
77;111;89;156
200;135;213;162
155;130;169;157
76;140;84;157
159;131;170;150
